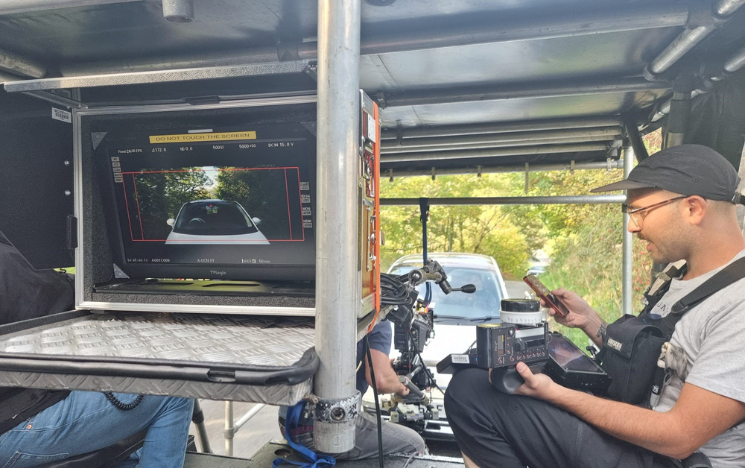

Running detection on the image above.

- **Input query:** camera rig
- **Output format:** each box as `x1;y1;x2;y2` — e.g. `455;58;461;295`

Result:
377;259;474;430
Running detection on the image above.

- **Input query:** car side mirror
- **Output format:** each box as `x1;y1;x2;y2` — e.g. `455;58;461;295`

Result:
252;217;261;225
167;218;175;227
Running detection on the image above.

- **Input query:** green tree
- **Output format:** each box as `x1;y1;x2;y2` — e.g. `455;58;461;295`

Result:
131;169;211;240
214;169;291;239
380;174;530;277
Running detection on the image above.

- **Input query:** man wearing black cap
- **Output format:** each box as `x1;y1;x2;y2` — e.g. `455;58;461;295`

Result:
445;145;745;468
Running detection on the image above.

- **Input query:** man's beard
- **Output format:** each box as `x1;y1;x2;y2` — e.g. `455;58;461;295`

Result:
637;233;684;264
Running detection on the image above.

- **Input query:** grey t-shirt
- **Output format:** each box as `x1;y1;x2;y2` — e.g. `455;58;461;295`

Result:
649;249;745;467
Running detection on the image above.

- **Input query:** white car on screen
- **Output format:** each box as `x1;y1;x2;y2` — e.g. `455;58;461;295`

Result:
165;199;269;245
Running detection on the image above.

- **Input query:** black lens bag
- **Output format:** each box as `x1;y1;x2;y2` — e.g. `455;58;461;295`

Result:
596;314;665;405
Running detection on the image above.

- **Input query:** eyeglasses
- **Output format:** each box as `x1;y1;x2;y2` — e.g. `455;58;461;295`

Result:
625;196;687;228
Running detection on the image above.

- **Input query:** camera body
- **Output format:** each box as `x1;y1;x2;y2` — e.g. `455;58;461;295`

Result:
476;321;549;369
477;298;549;369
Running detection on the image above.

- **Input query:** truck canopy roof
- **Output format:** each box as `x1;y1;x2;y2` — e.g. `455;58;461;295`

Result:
1;0;744;175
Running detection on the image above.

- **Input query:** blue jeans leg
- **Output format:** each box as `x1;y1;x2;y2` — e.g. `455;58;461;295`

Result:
0;391;193;468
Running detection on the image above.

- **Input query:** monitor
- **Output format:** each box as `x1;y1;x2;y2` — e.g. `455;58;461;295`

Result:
96;120;316;281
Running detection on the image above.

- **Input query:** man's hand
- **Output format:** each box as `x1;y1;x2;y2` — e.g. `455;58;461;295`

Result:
396;377;411;397
513;362;559;400
541;288;606;347
541;288;592;327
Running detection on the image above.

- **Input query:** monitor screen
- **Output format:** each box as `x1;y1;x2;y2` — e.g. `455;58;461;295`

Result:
549;334;604;374
97;120;316;281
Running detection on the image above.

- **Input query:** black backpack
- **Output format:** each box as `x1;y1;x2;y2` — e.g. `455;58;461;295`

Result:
597;257;745;406
0;229;74;434
0;230;74;326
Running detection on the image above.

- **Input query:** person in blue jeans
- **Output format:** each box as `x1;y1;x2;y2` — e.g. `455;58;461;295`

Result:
0;392;194;468
0;230;194;468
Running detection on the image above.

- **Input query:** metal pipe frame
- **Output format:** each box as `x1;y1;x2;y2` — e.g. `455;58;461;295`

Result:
381;117;623;140
649;26;713;75
380;195;626;206
58;4;690;76
622;147;635;315
381;128;621;151
381;159;625;179
222;402;265;456
647;0;745;75
234;403;266;431
381;143;609;163
379;78;671;108
715;0;745;16
224;401;234;456
0;0;141;15
380;135;621;154
191;400;212;454
4;61;314;93
724;44;745;73
313;0;362;454
624;120;649;162
651;43;745;124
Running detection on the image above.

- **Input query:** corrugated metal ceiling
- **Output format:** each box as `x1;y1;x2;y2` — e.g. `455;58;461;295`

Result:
0;0;743;171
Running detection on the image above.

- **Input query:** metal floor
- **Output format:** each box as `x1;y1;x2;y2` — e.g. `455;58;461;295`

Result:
183;442;465;468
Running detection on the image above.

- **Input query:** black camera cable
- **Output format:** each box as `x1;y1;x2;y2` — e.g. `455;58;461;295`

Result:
364;336;385;468
103;392;144;411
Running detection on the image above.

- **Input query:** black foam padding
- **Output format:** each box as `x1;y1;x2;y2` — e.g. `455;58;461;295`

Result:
79;104;317;310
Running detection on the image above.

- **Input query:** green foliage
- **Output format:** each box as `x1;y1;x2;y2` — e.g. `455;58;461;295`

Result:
134;169;212;239
380;175;530;277
214;169;291;239
378;158;656;351
380;131;664;349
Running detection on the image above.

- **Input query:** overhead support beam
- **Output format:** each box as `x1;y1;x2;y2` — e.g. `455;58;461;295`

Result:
377;78;671;108
382;143;611;163
0;0;141;15
381;116;623;140
60;4;690;76
0;49;46;78
646;0;745;76
381;160;625;179
3;61;314;92
380;134;621;154
381;195;626;206
380;128;621;152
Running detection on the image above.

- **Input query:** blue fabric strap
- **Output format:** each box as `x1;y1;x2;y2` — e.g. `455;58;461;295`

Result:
273;402;337;468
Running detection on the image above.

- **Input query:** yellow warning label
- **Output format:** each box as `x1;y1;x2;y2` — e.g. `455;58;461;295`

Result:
149;131;256;144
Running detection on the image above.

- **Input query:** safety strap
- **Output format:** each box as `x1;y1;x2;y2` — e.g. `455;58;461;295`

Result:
273;402;336;468
641;257;745;339
671;257;745;314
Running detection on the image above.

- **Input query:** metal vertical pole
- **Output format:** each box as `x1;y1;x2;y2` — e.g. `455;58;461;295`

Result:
313;0;362;453
224;401;234;456
192;400;212;454
622;146;635;315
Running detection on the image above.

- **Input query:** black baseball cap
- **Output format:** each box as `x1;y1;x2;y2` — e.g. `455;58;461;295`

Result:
592;144;742;203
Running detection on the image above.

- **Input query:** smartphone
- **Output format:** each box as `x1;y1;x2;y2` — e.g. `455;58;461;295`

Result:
523;274;570;318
